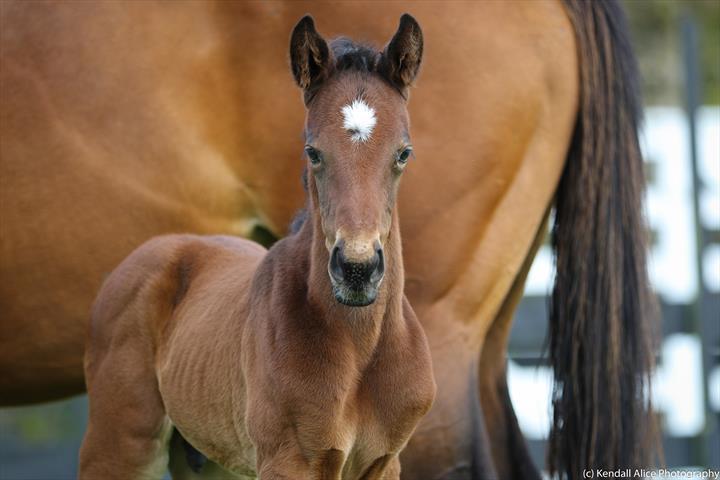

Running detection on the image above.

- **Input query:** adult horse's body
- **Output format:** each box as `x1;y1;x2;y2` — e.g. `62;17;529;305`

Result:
0;1;654;478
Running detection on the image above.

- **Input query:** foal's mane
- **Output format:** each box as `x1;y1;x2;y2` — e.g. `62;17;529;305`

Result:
331;38;379;74
331;38;408;98
289;168;309;235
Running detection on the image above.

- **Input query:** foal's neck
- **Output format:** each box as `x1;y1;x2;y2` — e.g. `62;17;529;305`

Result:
299;209;404;353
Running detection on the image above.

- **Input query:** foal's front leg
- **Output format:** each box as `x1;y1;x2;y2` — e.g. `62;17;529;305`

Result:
258;444;347;480
360;454;401;480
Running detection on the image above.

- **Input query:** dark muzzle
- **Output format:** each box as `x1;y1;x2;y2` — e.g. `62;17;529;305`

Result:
328;241;384;306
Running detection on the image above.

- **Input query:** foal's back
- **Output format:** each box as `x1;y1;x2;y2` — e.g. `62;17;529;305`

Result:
82;234;264;478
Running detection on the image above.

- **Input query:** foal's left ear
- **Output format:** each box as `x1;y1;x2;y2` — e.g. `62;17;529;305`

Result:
290;15;332;100
378;14;424;96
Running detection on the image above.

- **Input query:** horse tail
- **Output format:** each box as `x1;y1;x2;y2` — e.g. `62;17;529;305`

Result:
549;1;658;477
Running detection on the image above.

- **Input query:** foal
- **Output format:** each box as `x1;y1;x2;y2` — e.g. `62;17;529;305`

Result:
79;14;434;480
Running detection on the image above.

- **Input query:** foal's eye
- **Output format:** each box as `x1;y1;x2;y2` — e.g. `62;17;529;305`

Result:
395;147;412;168
305;146;322;166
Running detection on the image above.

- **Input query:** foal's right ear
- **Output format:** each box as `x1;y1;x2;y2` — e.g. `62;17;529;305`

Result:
290;15;332;99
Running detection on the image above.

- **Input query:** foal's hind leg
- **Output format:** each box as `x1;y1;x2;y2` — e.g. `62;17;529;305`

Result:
79;334;172;480
80;243;179;479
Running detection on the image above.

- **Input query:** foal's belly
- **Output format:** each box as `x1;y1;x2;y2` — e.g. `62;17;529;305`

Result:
158;316;257;476
156;238;264;476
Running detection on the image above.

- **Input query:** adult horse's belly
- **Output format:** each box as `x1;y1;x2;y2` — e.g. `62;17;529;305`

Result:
0;1;306;403
0;3;576;476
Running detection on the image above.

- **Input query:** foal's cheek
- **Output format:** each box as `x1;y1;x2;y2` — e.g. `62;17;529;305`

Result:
381;185;399;237
311;172;334;234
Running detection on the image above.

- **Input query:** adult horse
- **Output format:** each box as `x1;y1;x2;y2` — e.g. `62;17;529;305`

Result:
0;1;655;479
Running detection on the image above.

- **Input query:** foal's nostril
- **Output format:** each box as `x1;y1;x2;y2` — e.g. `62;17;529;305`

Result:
329;245;344;283
369;248;384;283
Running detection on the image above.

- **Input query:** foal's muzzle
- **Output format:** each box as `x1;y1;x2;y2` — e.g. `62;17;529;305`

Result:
328;240;384;306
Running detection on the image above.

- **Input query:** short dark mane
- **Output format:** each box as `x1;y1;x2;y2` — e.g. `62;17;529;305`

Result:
331;38;379;73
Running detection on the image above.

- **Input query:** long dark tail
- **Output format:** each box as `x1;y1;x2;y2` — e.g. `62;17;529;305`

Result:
549;1;658;477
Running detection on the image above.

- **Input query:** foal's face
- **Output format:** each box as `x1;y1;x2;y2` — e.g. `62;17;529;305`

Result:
305;75;412;306
290;14;423;306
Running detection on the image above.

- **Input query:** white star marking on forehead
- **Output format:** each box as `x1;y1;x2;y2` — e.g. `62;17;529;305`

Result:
341;99;377;143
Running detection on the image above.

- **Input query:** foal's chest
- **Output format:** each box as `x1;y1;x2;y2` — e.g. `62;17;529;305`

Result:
340;421;401;478
323;371;434;479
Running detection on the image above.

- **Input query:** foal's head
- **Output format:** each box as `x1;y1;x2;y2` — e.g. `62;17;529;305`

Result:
290;14;423;307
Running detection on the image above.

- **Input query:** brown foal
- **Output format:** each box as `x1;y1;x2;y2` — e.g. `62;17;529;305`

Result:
79;15;435;480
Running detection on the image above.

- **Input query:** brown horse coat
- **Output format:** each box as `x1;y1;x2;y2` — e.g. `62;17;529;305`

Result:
1;2;577;477
80;16;435;480
2;1;655;478
81;232;433;479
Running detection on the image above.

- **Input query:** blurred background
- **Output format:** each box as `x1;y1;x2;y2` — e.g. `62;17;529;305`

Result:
1;1;718;478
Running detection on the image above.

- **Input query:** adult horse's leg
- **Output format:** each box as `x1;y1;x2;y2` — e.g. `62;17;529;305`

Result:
477;211;550;480
476;2;659;478
397;2;579;477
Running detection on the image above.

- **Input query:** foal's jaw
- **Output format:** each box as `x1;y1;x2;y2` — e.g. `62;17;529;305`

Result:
330;278;381;307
